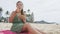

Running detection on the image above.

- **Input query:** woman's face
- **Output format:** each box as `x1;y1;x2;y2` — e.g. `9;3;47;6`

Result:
17;2;23;10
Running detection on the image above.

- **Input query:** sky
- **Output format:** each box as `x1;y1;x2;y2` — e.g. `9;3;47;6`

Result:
0;0;60;24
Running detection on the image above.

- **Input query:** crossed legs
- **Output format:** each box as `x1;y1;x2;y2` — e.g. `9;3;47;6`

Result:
22;23;46;34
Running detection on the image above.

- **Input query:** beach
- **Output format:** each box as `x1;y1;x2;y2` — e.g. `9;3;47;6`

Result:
0;23;60;34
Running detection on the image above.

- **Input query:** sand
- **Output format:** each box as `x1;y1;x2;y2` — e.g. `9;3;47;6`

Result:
0;23;60;34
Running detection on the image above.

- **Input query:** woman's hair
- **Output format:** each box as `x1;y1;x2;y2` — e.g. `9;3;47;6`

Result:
21;9;24;15
16;1;23;6
16;1;24;15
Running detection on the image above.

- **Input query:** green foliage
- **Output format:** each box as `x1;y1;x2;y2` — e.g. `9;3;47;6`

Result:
0;7;2;11
6;11;9;15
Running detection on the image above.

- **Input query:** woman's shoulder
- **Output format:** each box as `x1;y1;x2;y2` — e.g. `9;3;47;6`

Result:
12;11;16;13
10;11;16;16
11;11;16;14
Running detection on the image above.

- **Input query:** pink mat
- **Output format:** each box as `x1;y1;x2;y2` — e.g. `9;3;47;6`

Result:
0;30;28;34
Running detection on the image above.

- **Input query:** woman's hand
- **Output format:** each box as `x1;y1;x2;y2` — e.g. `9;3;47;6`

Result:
17;13;26;23
16;8;26;23
17;13;21;16
16;8;21;13
9;11;16;23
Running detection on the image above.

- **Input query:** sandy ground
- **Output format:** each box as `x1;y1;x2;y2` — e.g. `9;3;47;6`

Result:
29;23;60;34
0;23;60;34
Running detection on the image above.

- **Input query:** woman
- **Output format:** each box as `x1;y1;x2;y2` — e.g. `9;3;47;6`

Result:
9;1;45;34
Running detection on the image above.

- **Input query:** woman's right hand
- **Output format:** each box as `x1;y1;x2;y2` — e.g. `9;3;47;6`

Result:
16;8;20;13
9;11;16;23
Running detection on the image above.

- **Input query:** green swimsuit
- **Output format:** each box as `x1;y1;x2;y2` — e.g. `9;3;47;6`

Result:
11;14;24;32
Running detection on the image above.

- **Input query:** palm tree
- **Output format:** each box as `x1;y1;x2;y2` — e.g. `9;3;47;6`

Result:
27;9;30;12
6;11;9;15
0;7;2;11
5;11;9;23
26;9;31;22
0;7;3;22
27;9;30;15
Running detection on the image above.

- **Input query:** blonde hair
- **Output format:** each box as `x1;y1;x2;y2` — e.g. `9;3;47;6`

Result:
16;1;24;15
16;1;23;6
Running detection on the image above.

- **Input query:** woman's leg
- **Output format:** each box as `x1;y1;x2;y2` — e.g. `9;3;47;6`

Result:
22;23;45;34
22;23;37;34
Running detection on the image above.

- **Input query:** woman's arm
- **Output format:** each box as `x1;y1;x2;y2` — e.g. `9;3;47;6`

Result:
9;11;16;23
